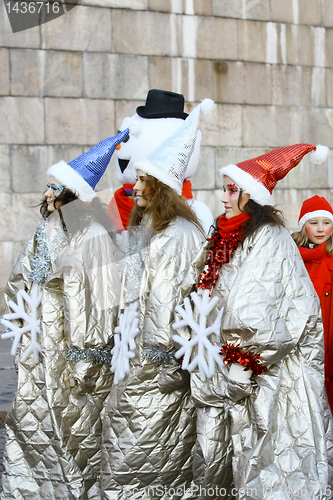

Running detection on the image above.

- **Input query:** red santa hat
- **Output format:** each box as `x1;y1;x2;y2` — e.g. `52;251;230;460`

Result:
220;144;329;206
298;195;333;229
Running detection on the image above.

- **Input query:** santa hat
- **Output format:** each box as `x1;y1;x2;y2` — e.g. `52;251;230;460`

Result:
134;99;214;194
298;195;333;229
220;144;329;206
47;129;129;202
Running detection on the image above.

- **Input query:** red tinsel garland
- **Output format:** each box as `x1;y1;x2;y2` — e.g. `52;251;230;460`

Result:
220;343;268;377
196;224;247;293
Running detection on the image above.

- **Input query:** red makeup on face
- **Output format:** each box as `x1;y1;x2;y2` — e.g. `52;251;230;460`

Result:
221;176;250;219
304;217;333;245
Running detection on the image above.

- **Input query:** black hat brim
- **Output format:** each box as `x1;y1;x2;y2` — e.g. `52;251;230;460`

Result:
136;106;188;120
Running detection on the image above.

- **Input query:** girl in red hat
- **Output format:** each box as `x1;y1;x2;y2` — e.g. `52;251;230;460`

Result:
292;195;333;411
174;144;333;499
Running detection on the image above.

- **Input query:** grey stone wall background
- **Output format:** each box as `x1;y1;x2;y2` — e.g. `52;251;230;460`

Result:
1;0;333;314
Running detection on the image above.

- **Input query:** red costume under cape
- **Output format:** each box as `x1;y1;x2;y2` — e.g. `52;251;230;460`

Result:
108;179;194;231
299;242;333;411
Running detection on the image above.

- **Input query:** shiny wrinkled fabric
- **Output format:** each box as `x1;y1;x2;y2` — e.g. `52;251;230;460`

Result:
1;216;121;500
101;217;205;500
184;224;333;500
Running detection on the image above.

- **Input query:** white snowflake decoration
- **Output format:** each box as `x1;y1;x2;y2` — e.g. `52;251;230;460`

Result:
173;289;225;381
111;301;140;384
1;284;42;364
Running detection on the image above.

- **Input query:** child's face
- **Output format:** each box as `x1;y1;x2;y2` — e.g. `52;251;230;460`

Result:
304;217;333;245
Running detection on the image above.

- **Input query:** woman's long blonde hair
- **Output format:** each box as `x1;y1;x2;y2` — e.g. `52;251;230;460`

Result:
292;225;333;257
128;174;204;234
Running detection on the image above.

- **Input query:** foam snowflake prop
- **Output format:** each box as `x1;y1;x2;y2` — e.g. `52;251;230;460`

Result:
111;301;140;384
1;284;42;364
172;289;225;381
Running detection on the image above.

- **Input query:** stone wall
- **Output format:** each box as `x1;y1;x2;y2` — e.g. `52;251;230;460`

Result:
1;0;333;313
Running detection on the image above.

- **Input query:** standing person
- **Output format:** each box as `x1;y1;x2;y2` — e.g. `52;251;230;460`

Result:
173;144;333;499
0;130;128;500
292;195;333;412
101;100;213;499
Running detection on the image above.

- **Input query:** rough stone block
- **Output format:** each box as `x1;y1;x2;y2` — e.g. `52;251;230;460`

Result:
272;65;312;106
10;49;42;96
115;100;143;129
148;0;211;15
11;145;83;193
196;17;238;60
0;242;13;289
213;61;272;105
0;4;40;48
322;0;333;27
0;146;11;193
12;241;26;265
298;0;322;26
243;105;302;147
269;0;295;23
44;51;82;97
42;6;112;52
325;29;333;68
112;9;172;56
83;53;148;99
213;0;269;20
238;20;267;63
0;194;40;242
0;49;9;96
215;147;268;187
327;69;333;108
298;26;314;67
191;147;215;190
149;57;213;102
45;98;115;145
0;97;44;144
194;188;223;219
198;103;242;147
300;108;333;147
279;24;298;65
82;0;147;7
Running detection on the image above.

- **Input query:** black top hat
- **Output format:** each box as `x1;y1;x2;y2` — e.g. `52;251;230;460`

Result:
136;89;188;120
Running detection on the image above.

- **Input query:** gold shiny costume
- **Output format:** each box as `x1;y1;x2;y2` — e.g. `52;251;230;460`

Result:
1;215;121;500
101;217;205;500
185;224;333;499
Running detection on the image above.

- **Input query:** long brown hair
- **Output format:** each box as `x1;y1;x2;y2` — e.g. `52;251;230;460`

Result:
39;188;117;242
128;174;204;234
292;225;333;257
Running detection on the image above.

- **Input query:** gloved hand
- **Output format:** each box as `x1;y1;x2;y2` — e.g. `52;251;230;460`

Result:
228;363;252;384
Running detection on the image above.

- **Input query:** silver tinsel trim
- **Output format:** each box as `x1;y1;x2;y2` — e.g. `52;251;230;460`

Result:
143;346;178;365
29;220;67;284
123;226;154;304
66;346;112;364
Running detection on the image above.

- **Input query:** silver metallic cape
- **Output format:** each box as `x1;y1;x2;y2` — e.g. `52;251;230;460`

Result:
101;217;205;500
184;224;333;500
1;217;121;500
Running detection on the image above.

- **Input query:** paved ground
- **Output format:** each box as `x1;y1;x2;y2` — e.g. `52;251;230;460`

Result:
0;338;17;482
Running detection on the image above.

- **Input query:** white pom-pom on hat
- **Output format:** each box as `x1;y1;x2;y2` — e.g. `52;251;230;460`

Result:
200;98;214;116
309;144;329;165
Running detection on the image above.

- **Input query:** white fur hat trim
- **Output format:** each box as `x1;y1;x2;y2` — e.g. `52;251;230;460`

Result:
135;158;182;195
47;160;96;203
298;210;333;229
219;164;273;206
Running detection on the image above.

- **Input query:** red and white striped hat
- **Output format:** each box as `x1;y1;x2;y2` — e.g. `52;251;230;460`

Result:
298;195;333;229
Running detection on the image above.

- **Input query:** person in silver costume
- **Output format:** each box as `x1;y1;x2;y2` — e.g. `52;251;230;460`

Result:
177;144;333;500
0;131;128;500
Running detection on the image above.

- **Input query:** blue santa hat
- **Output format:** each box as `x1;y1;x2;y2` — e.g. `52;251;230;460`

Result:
47;129;129;202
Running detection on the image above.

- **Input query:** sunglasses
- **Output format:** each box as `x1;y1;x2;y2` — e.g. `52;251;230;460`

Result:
47;183;64;193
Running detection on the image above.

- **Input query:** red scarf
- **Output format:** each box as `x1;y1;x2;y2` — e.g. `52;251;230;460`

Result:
299;242;333;298
108;180;194;230
108;184;135;230
197;212;251;292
